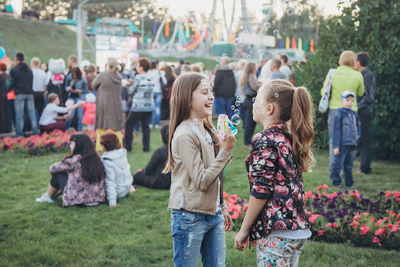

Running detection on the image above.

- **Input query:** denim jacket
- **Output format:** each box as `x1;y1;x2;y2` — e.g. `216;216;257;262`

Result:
332;108;361;148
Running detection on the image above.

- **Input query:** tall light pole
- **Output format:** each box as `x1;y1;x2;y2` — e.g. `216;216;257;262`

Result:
141;9;148;52
77;0;90;65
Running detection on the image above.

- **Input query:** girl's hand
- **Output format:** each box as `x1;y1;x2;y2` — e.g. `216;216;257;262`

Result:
234;229;249;251
223;209;233;231
333;148;339;155
220;127;236;152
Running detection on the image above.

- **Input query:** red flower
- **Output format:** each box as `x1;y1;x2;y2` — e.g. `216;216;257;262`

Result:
372;237;380;243
352;222;358;228
374;228;386;236
322;184;329;189
318;230;324;236
304;191;313;200
391;224;399;233
332;223;338;229
385;191;391;199
317;185;323;191
370;217;375;222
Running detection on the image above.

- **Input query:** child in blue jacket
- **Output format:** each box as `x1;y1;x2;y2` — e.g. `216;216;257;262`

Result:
331;90;361;188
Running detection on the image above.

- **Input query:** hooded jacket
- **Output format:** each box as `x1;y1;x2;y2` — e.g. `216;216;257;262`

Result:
102;148;133;206
8;62;33;95
92;71;123;130
213;66;236;98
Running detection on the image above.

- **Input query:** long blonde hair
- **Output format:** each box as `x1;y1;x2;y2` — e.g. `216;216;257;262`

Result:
239;62;257;95
261;79;315;173
162;73;219;173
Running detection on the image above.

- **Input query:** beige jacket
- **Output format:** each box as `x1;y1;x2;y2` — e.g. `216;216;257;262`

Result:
168;120;232;215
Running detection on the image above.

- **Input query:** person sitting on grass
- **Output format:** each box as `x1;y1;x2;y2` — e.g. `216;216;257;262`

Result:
133;124;171;189
39;93;83;133
331;90;361;189
35;133;106;207
100;131;135;208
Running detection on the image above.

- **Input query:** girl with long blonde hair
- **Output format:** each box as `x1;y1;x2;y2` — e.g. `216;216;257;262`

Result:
234;79;314;267
164;73;236;266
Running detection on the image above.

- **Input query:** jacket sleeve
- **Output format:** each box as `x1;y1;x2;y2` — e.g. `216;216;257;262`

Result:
332;112;342;149
128;77;140;96
91;75;101;91
358;73;375;111
248;74;261;91
213;71;222;93
174;133;232;192
103;160;117;206
6;72;14;92
144;148;162;175
250;143;277;200
356;113;361;139
49;158;75;174
64;75;72;90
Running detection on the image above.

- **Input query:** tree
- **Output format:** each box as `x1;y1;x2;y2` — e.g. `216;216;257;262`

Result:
294;0;400;159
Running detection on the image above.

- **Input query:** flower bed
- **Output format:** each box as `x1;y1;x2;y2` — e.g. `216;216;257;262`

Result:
225;186;400;250
0;130;96;155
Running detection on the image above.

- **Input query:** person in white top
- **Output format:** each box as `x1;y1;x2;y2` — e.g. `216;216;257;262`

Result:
147;61;167;128
31;57;47;117
258;58;273;82
39;93;82;133
279;54;292;80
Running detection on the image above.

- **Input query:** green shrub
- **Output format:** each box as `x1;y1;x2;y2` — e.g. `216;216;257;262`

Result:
294;0;400;159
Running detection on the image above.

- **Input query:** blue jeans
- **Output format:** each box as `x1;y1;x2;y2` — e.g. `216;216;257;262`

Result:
14;94;39;136
331;145;356;187
65;96;85;131
214;97;234;120
151;92;162;126
171;209;226;267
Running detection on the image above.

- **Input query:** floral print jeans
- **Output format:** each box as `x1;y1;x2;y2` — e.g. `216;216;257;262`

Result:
256;236;306;267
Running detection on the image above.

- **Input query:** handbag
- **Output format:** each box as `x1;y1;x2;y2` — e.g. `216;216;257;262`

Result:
244;76;257;98
159;70;167;93
319;68;335;113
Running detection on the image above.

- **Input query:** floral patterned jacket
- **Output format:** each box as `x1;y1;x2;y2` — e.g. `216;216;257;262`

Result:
49;155;106;207
245;124;310;241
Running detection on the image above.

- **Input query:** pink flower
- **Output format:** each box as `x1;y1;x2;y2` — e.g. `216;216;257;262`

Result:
372;237;380;243
352;222;358;228
385;191;391;199
317;185;323;191
309;214;320;225
304;191;313;200
332;223;338;229
374;228;386;236
391;224;399;233
322;184;329;189
360;224;370;235
223;191;229;199
370;217;375;222
318;230;324;236
228;194;238;204
353;212;360;222
376;219;384;227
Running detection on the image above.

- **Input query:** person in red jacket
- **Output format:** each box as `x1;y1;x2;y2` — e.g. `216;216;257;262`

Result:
82;93;96;130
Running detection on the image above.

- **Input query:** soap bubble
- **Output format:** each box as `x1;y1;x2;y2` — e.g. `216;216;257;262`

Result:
235;100;240;107
222;53;227;57
287;8;294;16
264;22;271;29
236;96;245;103
234;109;240;115
231;105;236;110
246;55;251;60
265;14;270;20
234;38;240;44
273;29;280;37
231;115;241;125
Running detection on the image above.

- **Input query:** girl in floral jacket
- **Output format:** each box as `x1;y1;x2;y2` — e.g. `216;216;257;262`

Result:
35;133;106;207
234;80;314;266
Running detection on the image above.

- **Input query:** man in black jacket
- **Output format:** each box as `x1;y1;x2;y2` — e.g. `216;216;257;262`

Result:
356;52;376;174
213;56;236;119
7;52;38;136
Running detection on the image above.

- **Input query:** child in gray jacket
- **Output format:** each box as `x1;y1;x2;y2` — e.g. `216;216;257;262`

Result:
100;132;135;207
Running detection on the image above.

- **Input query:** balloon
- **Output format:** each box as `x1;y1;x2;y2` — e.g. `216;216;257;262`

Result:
0;47;5;60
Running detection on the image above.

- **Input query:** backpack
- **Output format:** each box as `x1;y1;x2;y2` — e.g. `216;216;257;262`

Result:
319;68;335;113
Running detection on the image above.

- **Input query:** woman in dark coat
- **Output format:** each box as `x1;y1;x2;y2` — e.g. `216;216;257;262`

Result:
92;58;123;151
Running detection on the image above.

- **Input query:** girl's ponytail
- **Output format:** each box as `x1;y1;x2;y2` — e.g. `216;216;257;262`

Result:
290;87;315;173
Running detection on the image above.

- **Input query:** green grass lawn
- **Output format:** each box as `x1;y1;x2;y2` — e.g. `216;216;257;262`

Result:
1;126;400;266
0;16;94;64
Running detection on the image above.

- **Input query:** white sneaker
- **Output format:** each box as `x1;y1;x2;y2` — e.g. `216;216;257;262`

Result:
35;193;54;203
